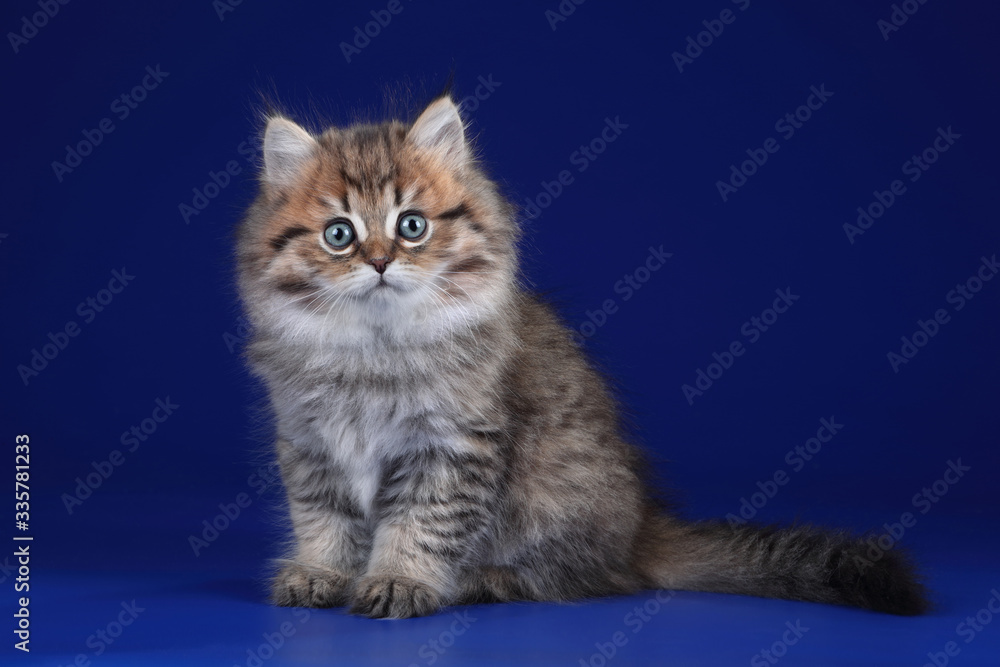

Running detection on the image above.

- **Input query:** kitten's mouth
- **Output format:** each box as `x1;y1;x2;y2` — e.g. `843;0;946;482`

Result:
372;276;397;292
365;273;415;297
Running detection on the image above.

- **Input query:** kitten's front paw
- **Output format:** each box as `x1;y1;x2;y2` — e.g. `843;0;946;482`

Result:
272;561;352;608
350;575;442;619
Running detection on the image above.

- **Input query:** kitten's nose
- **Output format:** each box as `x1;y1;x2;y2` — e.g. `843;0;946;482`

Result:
368;257;391;274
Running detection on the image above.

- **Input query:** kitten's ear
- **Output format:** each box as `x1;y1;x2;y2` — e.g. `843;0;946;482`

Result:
407;97;468;166
262;116;318;189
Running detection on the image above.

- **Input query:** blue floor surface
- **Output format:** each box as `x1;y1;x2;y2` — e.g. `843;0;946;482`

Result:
25;493;1000;666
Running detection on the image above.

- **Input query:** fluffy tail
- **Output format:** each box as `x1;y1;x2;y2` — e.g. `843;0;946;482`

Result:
634;514;928;615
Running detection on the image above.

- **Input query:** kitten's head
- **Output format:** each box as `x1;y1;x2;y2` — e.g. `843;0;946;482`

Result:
237;96;518;342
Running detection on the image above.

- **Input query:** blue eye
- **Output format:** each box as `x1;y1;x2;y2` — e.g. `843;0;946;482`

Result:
324;220;354;249
397;213;427;240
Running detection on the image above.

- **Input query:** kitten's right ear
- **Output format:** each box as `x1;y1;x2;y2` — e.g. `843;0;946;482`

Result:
262;116;318;189
407;96;468;167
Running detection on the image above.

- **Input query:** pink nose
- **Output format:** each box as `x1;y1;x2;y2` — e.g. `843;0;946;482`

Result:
368;257;391;274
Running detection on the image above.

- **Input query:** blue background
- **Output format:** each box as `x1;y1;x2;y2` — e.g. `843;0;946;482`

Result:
2;0;998;664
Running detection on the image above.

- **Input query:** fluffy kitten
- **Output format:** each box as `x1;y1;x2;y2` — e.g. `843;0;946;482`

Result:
236;95;927;619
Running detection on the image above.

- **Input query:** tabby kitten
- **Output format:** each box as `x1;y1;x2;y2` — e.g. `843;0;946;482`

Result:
236;95;927;619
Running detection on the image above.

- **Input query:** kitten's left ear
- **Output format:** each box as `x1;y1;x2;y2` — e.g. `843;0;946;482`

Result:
262;116;318;190
407;97;469;167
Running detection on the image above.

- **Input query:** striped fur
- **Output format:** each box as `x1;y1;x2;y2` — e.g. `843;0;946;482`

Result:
236;96;928;618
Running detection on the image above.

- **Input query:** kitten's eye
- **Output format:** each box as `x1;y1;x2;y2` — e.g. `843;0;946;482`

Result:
323;220;355;249
397;213;427;240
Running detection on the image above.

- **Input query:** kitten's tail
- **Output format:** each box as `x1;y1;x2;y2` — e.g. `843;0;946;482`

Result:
633;514;929;615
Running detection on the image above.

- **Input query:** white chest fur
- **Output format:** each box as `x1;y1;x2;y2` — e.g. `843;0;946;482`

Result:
254;287;495;514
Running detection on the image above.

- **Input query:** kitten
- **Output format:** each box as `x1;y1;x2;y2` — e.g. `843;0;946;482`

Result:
236;95;928;619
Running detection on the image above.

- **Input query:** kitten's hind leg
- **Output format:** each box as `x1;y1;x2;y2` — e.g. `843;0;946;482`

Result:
456;537;642;606
456;565;531;604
